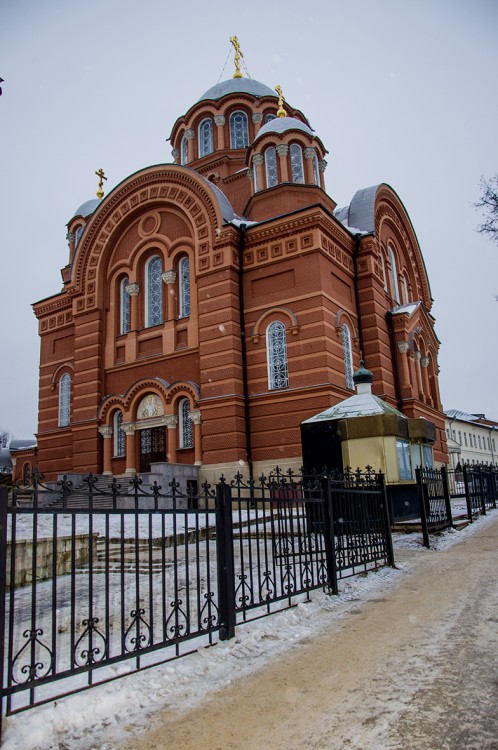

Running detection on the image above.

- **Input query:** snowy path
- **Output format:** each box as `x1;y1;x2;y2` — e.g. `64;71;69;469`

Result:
3;513;498;749
120;515;498;750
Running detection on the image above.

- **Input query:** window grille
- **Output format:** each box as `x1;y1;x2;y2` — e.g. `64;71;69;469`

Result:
341;324;354;390
180;398;193;448
58;373;71;427
388;246;400;303
312;152;320;186
230;111;249;149
146;256;162;327
290;144;304;184
181;134;188;165
114;411;125;457
199;119;213;157
179;257;190;318
265;147;278;188
120;277;130;335
267;321;289;390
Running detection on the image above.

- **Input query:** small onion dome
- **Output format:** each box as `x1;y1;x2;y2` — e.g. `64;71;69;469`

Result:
198;77;276;102
353;360;373;386
71;198;102;220
254;116;315;142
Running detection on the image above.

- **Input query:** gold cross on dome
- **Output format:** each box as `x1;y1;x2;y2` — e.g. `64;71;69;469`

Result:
230;36;244;79
95;168;107;199
275;85;287;118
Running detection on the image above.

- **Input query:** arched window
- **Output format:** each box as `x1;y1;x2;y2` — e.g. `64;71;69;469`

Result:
120;276;130;335
290;144;304;184
341;324;354;390
312;152;320;186
402;274;410;304
198;118;213;157
58;372;71;427
179;398;193;448
265;147;278;188
179;256;190;318
113;410;125;457
265;113;276;123
230;110;249;149
75;225;85;246
181;134;188;165
252;158;259;193
267;321;289;390
388;245;400;304
380;254;388;292
145;255;163;327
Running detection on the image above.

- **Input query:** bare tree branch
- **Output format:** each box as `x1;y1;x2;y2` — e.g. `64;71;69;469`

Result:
475;174;498;245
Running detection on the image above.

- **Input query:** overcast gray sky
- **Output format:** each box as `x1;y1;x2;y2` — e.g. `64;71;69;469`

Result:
1;0;497;438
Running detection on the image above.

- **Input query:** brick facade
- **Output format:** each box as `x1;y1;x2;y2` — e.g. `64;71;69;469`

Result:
31;75;448;483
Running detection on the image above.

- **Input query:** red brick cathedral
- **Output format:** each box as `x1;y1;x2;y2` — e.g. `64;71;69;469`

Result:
31;44;448;485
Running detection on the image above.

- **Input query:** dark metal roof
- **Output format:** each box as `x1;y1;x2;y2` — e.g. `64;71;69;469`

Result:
198;78;276;102
71;198;102;220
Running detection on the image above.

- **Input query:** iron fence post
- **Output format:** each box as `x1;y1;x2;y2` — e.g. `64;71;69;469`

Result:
215;481;236;640
323;477;339;595
477;467;486;515
462;465;473;522
415;468;430;548
440;466;453;528
0;487;8;739
378;473;395;567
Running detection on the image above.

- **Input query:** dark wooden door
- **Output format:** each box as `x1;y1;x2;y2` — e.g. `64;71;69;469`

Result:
139;427;166;472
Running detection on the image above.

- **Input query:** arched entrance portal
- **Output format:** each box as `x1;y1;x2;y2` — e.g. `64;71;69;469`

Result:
139;426;166;473
136;393;167;473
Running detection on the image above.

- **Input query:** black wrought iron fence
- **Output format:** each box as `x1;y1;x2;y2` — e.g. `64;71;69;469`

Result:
415;467;453;547
0;473;220;725
326;468;394;588
221;469;334;628
0;465;395;736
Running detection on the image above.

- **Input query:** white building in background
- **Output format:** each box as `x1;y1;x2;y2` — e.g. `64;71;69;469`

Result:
445;410;498;467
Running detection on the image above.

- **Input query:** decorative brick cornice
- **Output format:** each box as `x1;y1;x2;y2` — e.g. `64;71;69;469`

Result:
70;166;222;305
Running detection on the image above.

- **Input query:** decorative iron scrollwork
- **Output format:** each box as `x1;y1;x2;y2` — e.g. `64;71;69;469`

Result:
124;608;151;652
235;572;253;609
74;617;107;666
199;591;219;630
11;628;53;684
165;599;189;639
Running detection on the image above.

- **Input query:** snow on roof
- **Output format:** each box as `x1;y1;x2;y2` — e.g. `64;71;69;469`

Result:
390;301;421;317
302;393;405;423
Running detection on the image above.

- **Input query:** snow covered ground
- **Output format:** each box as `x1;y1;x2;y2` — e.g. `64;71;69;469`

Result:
2;508;496;750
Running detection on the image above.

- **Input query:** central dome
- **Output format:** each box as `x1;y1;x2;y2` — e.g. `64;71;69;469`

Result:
198;77;276;102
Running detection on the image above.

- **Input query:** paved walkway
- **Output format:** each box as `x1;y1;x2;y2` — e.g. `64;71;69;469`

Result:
120;516;498;750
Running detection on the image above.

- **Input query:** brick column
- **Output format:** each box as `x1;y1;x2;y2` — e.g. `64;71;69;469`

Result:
165;415;178;463
252;112;263;137
276;144;289;182
123;424;137;475
304;147;316;185
214;115;226;150
397;341;412;399
99;425;113;475
413;350;424;399
185;128;195;162
319;158;327;190
252;153;264;193
190;409;202;465
125;282;140;363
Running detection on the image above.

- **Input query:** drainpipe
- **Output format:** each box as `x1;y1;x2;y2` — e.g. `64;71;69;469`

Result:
352;233;364;358
386;310;403;413
237;223;254;483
